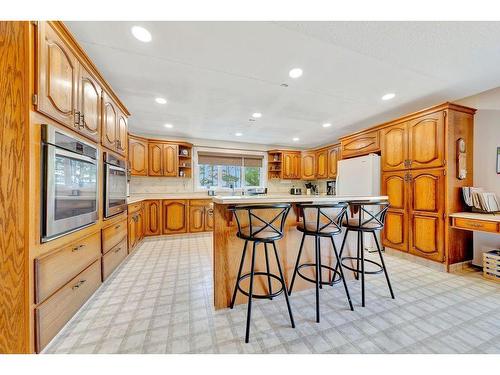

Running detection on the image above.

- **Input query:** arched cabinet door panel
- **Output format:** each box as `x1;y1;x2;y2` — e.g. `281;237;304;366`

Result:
78;66;101;142
381;171;408;252
102;92;117;151
163;200;187;234
381;123;407;171
328;146;339;178
116;112;128;156
163;144;178;177
408;112;445;169
148;143;164;176
189;206;205;233
129;136;148;176
301;152;316;180
144;200;161;236
315;149;328;179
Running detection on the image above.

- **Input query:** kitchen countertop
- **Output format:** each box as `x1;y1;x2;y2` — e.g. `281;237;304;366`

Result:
449;211;500;222
212;194;389;205
127;193;212;204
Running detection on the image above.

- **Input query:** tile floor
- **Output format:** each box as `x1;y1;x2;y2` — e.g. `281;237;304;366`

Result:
44;233;500;354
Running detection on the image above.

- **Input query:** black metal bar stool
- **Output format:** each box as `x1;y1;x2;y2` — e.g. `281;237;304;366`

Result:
288;203;353;323
337;201;395;307
229;204;295;343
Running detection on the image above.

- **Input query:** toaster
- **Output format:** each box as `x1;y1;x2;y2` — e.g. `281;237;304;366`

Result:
290;187;302;195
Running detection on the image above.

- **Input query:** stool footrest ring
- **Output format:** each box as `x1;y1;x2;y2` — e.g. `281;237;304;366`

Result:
236;272;284;299
340;257;384;275
296;263;342;286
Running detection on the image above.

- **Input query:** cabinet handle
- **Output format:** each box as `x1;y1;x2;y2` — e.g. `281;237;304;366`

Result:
72;244;86;252
72;280;86;290
114;247;121;253
115;224;121;229
74;111;81;125
79;114;85;129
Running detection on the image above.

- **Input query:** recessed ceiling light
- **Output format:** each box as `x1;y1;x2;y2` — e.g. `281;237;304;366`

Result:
235;132;243;137
252;112;262;118
164;123;173;129
292;137;300;142
289;68;303;79
382;93;396;101
155;97;167;104
322;123;332;128
131;26;152;43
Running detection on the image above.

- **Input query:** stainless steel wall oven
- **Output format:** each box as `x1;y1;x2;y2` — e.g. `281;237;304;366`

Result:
41;124;99;242
103;152;127;218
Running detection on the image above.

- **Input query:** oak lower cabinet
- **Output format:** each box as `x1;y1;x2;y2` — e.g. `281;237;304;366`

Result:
144;200;162;236
102;238;128;280
162;200;188;234
189;200;214;232
382;169;445;262
129;135;148;176
301;151;316;180
315;148;328;179
128;202;145;252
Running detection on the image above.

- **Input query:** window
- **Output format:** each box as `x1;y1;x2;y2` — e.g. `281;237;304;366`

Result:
196;151;265;190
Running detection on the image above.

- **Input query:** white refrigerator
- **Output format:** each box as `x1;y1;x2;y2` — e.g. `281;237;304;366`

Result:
336;154;381;252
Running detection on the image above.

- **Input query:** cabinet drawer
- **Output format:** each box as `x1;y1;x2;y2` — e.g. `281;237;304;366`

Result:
128;201;143;214
35;231;101;304
454;218;498;233
189;199;212;206
102;218;127;254
35;260;101;352
102;238;128;280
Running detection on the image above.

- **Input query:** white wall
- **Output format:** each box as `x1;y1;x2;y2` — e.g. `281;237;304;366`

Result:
458;87;500;265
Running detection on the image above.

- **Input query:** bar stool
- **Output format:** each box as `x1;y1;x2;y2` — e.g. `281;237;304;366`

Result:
229;204;295;343
337;201;395;307
288;203;354;323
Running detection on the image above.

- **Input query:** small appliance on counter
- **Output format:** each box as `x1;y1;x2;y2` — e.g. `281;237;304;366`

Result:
290;187;302;195
247;187;267;195
305;182;318;195
326;180;336;195
207;189;216;196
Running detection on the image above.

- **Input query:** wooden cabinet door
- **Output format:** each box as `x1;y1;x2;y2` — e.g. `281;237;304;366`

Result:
408;112;445;170
128;215;137;252
163;144;178;177
381;171;408;252
292;153;301;179
301;152;316;180
148;143;164;176
137;210;144;242
341;130;380;158
327;146;339;178
163;200;187;234
116;112;128;156
381;123;408;171
283;153;293;179
129;136;148;176
315;149;328;179
144;200;161;236
77;65;101;142
408;169;445;261
205;206;214;231
37;22;78;128
102;92;117;151
189;205;205;233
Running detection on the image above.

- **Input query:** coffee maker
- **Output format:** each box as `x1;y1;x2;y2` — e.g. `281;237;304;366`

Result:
326;180;336;195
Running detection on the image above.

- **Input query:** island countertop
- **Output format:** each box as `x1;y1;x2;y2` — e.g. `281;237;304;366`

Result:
212;194;388;205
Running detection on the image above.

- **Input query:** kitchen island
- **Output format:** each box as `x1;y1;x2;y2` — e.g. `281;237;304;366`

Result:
212;194;388;309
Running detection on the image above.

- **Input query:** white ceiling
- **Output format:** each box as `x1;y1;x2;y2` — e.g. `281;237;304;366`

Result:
66;21;500;148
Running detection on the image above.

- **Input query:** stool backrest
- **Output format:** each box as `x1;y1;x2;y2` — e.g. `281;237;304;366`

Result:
230;204;291;239
298;202;348;234
349;201;390;229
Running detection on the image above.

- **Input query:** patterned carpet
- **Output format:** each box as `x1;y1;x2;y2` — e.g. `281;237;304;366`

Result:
44;233;500;354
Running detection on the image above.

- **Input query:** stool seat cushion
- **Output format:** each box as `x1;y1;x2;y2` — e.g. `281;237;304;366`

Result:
297;222;341;235
239;226;282;240
342;218;383;229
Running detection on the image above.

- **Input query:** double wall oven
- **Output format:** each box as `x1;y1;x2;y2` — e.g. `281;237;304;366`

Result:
103;152;128;218
41;125;99;242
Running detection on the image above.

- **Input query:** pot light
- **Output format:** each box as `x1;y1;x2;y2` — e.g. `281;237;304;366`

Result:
382;93;396;101
322;123;332;128
252;112;262;118
164;123;173;129
292;137;300;142
131;26;152;43
289;68;303;79
155;97;167;104
235;132;243;137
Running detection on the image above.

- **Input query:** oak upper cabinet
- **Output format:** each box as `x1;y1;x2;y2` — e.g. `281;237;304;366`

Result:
129;136;148;176
163;200;187;234
380;123;407;171
76;66;101;142
148;143;178;177
144;200;162;236
37;21;78;129
116;112;128;156
381;171;408;252
282;152;301;179
408;169;445;262
102;91;118;150
340;130;380;158
163;144;179;177
315;148;328;179
408;111;445;170
301;152;316;180
327;145;340;178
189;205;205;233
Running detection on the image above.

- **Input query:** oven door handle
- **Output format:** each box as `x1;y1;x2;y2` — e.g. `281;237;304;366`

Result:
55;147;97;165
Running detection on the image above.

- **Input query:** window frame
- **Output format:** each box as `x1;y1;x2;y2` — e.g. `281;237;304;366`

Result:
193;147;267;192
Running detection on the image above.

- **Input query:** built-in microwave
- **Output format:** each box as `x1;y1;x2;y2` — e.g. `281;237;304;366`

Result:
103;152;127;218
41;124;99;242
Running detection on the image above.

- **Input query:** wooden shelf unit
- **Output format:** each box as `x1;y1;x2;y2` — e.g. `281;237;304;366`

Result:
178;144;193;178
268;151;283;179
